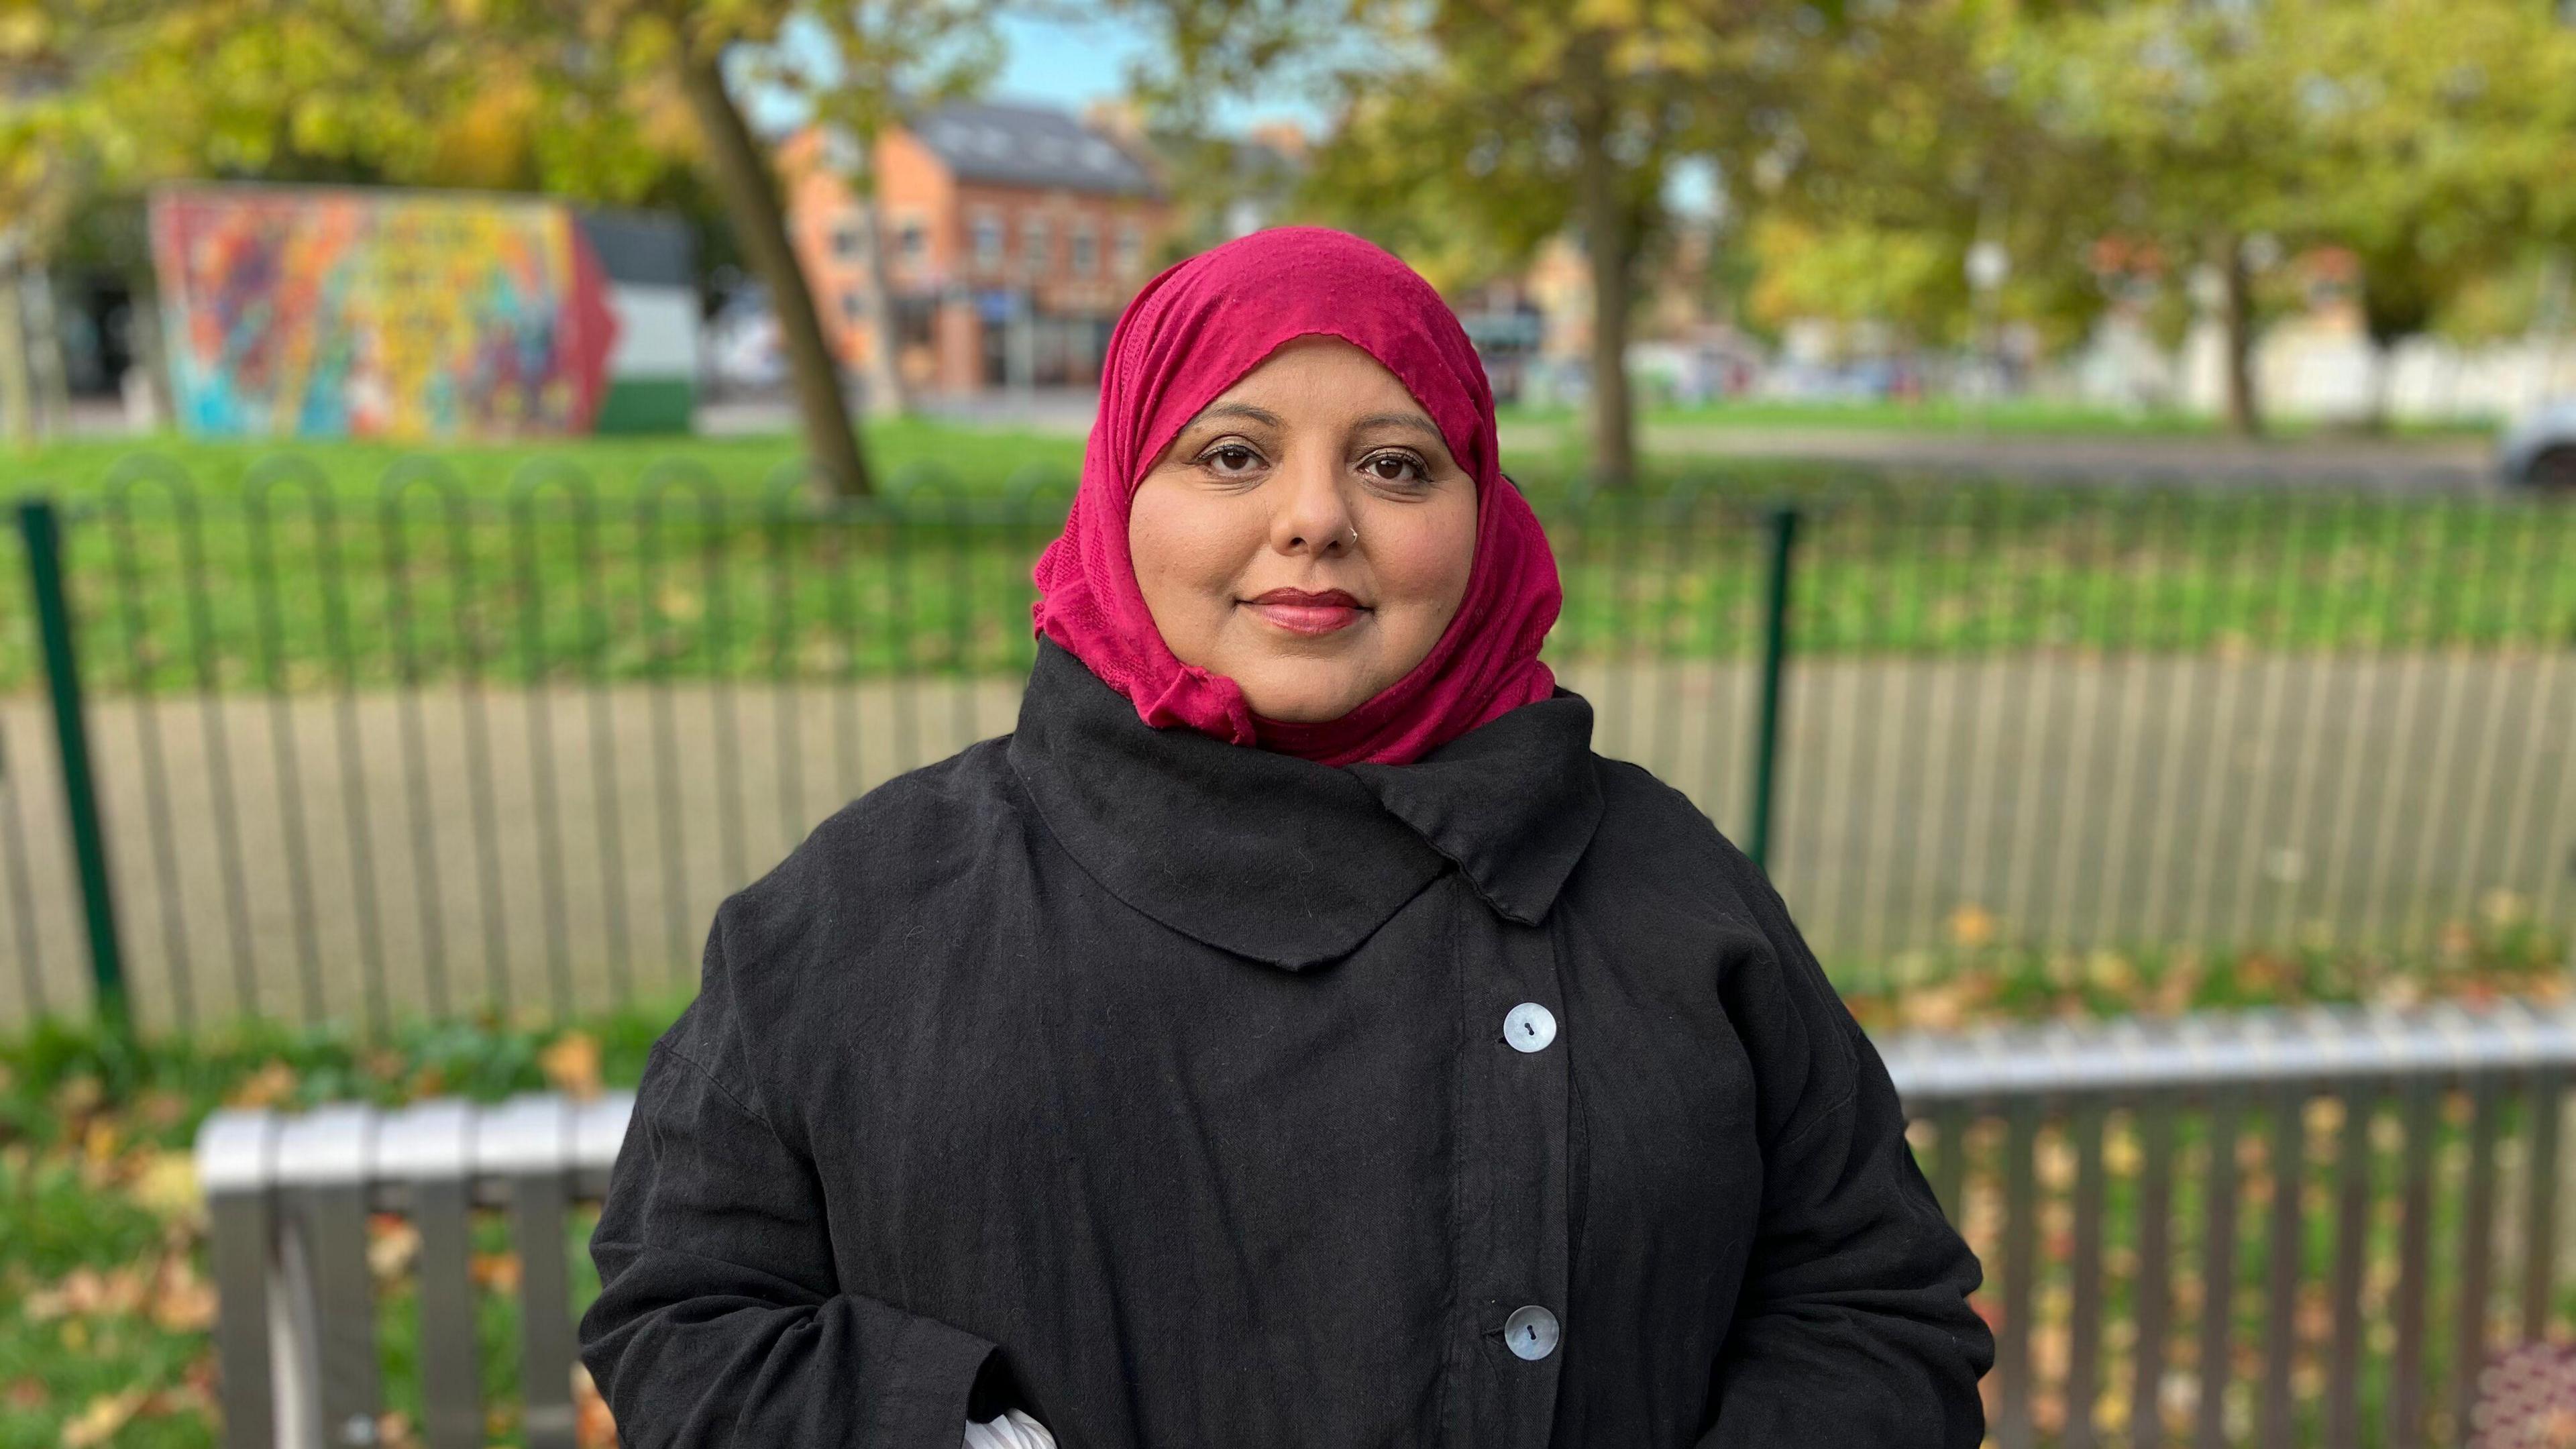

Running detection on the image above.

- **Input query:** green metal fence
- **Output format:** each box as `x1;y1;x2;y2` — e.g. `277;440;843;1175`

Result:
5;460;2572;1040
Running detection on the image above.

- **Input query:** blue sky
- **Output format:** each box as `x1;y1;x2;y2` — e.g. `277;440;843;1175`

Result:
988;11;1328;133
751;13;1716;215
745;11;1325;137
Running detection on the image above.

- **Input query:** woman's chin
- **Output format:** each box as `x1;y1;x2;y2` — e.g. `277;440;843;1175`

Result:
1234;672;1376;724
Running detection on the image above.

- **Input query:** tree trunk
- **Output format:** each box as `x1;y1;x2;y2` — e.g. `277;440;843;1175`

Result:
1572;116;1638;490
0;247;32;445
21;263;71;437
2361;339;2396;435
855;193;908;419
127;286;173;428
2218;235;2261;438
675;43;873;498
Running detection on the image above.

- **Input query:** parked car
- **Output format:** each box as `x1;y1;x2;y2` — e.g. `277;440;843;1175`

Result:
2498;400;2576;488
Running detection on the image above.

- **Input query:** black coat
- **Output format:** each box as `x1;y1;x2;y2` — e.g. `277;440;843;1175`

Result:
579;637;1992;1448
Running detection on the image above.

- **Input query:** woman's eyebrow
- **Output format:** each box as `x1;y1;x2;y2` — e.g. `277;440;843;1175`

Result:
1352;412;1444;440
1191;402;1284;429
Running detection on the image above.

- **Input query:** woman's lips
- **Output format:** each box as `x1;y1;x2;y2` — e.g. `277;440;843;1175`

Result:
1242;588;1368;635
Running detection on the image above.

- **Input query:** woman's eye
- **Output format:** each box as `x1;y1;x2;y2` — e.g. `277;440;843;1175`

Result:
1203;444;1264;477
1363;453;1427;484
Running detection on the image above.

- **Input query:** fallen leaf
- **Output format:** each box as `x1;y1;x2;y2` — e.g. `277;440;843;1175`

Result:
226;1060;298;1110
50;1074;103;1119
539;1032;602;1101
125;1148;202;1225
574;1362;619;1449
368;1217;422;1283
1900;983;1968;1032
182;1351;219;1402
136;1089;191;1130
60;1387;146;1448
150;1256;217;1333
472;1251;522;1295
1946;902;1997;949
24;1266;149;1322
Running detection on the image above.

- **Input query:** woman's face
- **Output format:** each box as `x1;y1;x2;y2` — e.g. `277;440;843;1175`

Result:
1128;335;1479;723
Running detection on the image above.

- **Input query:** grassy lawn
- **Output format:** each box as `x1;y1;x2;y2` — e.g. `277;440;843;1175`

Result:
1;427;2567;697
0;997;686;1449
1;420;1087;503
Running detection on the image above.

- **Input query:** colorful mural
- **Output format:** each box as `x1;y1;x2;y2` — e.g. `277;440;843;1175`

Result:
149;185;621;439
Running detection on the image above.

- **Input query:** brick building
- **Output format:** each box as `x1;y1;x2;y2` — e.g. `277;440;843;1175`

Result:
784;102;1173;396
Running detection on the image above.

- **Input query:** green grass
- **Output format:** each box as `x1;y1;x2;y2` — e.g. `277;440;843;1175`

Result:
2;429;2569;697
2;419;1087;502
1834;913;2571;1037
0;995;689;1448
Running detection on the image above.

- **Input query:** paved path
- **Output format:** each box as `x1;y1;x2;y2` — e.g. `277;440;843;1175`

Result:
1493;423;2498;489
2;650;2566;1034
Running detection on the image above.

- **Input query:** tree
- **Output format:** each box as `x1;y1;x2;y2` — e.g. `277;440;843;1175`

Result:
1933;0;2576;437
1988;0;2349;436
0;5;78;442
0;0;718;433
385;0;998;494
1340;2;1789;488
1;0;993;493
2296;0;2576;427
1122;0;1789;490
1735;0;2114;370
618;3;989;492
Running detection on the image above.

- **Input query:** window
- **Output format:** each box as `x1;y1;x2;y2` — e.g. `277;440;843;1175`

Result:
897;218;928;270
830;222;861;261
1114;223;1144;279
1021;215;1051;275
971;213;1004;273
1071;223;1097;278
841;290;864;323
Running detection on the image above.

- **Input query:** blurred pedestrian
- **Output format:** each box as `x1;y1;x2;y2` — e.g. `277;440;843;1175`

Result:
578;225;1992;1448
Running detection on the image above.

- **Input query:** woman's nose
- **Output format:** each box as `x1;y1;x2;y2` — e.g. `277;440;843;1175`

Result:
1269;454;1355;558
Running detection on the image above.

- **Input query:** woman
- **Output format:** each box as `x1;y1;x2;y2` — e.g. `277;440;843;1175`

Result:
578;226;1993;1448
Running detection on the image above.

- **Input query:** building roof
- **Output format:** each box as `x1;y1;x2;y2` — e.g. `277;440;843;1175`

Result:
908;101;1163;199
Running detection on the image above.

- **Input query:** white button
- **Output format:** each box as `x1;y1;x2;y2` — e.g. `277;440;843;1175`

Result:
1503;1002;1557;1053
1505;1304;1560;1360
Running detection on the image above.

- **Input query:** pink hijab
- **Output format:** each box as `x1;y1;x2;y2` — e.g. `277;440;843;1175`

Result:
1029;225;1561;767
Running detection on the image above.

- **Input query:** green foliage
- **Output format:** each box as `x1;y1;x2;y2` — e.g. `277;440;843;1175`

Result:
1839;896;2569;1037
1;1;705;231
1289;0;1750;284
2294;0;2576;356
0;992;686;1448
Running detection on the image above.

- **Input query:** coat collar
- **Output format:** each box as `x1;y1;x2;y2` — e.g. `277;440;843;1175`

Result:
1008;637;1604;971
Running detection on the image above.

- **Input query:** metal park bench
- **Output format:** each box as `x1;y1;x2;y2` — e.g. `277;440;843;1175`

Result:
198;999;2576;1447
195;1092;633;1449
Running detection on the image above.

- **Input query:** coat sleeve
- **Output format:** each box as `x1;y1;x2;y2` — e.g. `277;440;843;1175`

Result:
1697;846;1994;1447
578;905;1002;1448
